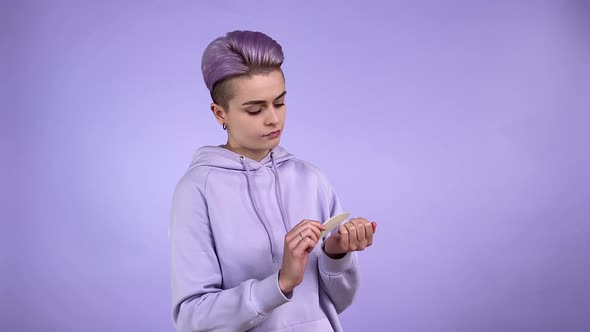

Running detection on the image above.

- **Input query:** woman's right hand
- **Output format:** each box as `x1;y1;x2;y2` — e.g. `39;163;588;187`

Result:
278;220;326;294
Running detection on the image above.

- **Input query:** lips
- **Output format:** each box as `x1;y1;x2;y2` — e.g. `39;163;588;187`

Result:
265;130;281;137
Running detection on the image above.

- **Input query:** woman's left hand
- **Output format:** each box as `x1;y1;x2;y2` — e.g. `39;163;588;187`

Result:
323;217;377;258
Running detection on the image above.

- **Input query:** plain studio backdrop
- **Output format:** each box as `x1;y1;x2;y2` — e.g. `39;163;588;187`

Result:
2;1;589;331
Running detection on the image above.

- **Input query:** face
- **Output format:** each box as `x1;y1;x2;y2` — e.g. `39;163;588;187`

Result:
211;69;287;160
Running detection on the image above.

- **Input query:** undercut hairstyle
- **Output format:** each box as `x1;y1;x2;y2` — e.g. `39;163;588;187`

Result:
201;30;284;110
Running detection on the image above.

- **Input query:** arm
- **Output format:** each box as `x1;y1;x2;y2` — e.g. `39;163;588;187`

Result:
318;247;360;313
314;172;361;314
169;175;291;332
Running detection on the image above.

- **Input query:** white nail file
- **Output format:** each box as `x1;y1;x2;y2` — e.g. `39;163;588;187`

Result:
321;212;350;238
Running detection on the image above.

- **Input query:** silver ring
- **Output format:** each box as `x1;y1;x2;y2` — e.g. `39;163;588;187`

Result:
299;232;304;240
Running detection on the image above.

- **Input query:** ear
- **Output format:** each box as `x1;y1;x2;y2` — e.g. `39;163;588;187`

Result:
210;103;226;126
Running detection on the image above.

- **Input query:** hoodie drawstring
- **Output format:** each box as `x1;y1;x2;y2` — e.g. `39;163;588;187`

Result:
240;155;277;262
239;151;290;263
270;151;290;233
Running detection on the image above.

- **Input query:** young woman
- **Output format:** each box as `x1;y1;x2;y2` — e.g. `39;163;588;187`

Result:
169;30;377;332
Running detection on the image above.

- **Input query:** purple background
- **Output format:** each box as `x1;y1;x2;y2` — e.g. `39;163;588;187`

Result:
3;1;590;331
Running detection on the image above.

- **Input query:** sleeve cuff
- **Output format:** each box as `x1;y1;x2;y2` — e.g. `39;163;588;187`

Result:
250;271;291;315
319;250;358;275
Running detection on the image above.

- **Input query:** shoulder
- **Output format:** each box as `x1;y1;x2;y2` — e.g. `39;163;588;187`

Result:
284;158;335;194
173;165;215;199
288;158;322;177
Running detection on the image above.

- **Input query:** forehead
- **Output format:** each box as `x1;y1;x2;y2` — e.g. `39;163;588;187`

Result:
230;70;285;103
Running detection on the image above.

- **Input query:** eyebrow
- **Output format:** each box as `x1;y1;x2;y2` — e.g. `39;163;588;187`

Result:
241;91;287;106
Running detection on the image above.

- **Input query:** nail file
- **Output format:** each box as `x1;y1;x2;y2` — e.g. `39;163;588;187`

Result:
321;212;350;238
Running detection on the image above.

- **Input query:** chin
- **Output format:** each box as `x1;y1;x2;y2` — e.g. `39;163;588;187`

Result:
260;143;279;151
258;139;280;150
270;138;281;148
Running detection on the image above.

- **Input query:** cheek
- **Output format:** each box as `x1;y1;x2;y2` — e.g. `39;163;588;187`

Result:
236;118;259;138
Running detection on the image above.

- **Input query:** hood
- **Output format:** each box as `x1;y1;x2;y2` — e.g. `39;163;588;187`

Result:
186;145;295;173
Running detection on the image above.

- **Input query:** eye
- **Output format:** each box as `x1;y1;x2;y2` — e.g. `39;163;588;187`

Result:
274;103;285;108
247;110;262;115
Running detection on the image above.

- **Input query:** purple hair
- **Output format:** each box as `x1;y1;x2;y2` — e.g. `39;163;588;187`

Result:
201;30;284;107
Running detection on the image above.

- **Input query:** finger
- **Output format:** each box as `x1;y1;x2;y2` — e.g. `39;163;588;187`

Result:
357;218;373;241
337;224;349;250
287;230;310;253
294;235;318;255
352;218;367;248
287;220;324;242
364;221;374;246
293;219;325;234
304;223;322;242
372;222;377;233
294;226;322;247
290;224;321;249
298;220;324;241
346;220;359;239
305;239;317;253
344;222;358;250
298;227;319;245
286;221;312;249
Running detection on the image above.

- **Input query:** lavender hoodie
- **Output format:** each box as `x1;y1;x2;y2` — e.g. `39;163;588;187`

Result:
169;145;360;331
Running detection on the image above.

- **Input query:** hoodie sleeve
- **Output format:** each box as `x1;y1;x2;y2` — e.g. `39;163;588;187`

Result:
169;173;291;332
314;171;361;314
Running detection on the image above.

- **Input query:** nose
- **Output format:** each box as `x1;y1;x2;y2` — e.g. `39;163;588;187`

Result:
264;108;280;126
